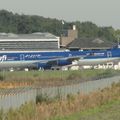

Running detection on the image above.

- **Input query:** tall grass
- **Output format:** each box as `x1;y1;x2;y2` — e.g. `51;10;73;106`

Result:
0;102;35;120
36;82;120;120
0;82;119;120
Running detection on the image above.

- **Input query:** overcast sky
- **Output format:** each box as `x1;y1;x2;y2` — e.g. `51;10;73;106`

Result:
0;0;120;29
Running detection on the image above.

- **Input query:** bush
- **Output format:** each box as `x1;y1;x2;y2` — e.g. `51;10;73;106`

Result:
0;74;5;81
67;72;82;80
36;94;50;104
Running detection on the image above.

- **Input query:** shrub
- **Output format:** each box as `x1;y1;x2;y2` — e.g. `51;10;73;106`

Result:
36;94;50;104
0;74;5;81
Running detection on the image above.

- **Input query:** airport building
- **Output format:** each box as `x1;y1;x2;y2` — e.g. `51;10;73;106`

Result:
0;32;60;51
0;26;115;51
60;25;115;50
67;37;116;50
60;25;78;48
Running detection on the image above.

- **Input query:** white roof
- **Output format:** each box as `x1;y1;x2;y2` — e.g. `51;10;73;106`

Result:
0;32;59;41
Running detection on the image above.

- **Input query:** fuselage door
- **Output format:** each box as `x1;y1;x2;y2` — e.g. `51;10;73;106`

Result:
107;51;112;58
20;54;25;61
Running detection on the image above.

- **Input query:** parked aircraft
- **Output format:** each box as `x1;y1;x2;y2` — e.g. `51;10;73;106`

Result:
0;50;85;70
0;45;120;70
78;46;120;66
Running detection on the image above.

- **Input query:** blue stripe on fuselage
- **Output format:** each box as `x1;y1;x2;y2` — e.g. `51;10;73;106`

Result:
0;48;120;63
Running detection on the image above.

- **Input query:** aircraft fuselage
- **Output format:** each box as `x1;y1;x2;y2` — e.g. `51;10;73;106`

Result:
0;47;120;70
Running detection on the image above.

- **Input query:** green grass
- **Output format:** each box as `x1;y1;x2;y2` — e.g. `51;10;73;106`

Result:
1;69;119;80
52;100;120;120
0;69;120;86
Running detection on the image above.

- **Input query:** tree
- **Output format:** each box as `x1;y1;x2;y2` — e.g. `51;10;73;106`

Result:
0;9;118;43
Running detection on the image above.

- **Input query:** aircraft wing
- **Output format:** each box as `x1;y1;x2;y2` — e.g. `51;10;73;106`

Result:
62;55;85;62
33;55;86;66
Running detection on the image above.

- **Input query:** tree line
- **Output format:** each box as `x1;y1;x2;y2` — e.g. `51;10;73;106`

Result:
0;10;119;42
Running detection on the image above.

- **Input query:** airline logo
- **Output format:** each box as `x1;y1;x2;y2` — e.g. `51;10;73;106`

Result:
0;55;7;62
25;54;41;59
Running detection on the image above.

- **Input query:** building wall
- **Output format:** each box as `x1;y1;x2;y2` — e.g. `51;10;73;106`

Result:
60;29;78;47
0;33;60;50
0;38;60;50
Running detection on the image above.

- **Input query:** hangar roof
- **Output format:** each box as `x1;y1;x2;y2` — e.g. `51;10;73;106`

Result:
0;32;59;50
0;32;58;40
67;37;116;49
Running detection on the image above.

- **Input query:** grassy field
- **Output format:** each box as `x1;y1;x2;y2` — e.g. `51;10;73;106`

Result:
36;82;120;120
0;82;120;120
52;100;120;120
0;69;119;87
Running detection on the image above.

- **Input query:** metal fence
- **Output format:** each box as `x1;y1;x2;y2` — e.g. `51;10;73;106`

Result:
0;87;36;110
0;76;120;111
36;76;120;99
